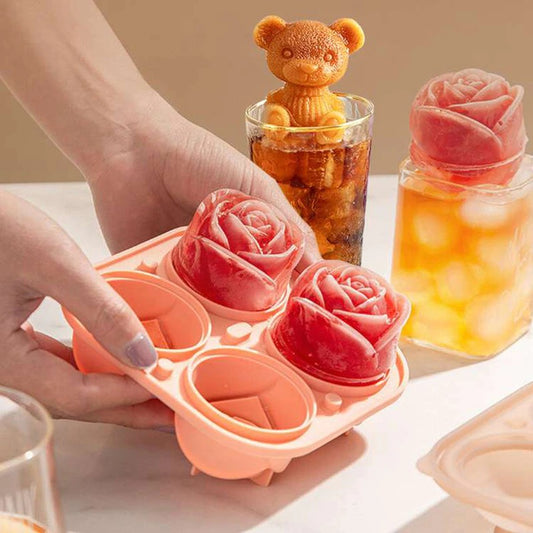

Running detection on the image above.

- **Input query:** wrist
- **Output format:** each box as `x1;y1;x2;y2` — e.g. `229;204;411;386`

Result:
80;85;189;188
73;81;157;177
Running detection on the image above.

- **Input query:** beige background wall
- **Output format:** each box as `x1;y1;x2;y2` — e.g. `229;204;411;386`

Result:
1;0;532;183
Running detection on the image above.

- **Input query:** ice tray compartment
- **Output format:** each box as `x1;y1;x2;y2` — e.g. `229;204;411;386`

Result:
183;348;316;443
65;270;211;373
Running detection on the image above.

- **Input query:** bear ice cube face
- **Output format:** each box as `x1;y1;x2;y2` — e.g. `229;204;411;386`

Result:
254;16;364;87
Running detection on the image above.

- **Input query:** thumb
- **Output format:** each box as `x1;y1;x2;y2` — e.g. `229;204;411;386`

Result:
42;248;158;369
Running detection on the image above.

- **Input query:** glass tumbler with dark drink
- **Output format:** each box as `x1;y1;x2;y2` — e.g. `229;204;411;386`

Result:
246;94;374;264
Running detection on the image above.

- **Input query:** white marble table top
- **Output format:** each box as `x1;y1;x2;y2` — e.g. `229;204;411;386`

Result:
3;178;532;533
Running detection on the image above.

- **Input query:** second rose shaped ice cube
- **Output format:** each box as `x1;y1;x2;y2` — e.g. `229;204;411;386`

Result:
172;189;304;311
272;261;410;385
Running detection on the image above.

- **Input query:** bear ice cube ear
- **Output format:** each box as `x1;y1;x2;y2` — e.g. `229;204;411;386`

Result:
330;18;365;54
254;16;287;50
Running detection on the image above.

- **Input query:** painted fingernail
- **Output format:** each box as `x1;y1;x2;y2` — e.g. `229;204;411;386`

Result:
124;333;158;368
155;426;176;434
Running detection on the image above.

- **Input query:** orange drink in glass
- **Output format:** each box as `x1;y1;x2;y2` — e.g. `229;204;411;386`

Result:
392;156;533;357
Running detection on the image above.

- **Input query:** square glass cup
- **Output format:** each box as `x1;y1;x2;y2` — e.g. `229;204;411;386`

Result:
391;155;533;358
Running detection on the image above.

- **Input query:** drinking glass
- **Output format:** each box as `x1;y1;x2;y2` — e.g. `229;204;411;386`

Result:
0;387;63;532
246;94;374;265
392;155;533;358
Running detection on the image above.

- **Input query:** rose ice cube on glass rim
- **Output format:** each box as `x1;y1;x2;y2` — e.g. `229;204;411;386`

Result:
409;68;527;186
272;260;410;385
172;189;304;312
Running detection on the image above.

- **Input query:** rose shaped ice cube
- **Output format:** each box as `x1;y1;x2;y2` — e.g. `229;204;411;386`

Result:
172;189;304;311
410;68;527;185
272;260;410;385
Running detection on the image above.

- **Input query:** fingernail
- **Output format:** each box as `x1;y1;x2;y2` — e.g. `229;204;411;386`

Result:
155;426;176;434
124;333;158;368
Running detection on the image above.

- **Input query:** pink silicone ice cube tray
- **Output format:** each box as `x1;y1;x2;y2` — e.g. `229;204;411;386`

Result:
63;227;408;486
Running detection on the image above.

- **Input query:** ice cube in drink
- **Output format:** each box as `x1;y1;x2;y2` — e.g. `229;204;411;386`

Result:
250;137;371;264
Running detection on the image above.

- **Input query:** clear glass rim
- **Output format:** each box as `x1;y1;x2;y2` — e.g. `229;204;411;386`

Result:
245;93;374;132
400;154;533;195
0;386;53;474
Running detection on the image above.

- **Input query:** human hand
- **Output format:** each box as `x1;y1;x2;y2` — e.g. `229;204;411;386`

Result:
86;90;321;267
0;1;319;267
0;190;174;428
0;0;316;425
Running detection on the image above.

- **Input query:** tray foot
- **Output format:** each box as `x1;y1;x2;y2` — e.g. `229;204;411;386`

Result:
251;469;274;487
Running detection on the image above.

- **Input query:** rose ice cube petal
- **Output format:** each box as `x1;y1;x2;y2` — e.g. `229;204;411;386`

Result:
333;309;389;342
186;237;277;309
275;297;379;380
410;106;503;166
239;245;298;279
